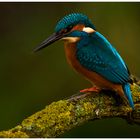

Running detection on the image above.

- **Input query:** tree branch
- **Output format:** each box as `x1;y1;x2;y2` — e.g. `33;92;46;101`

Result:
0;78;140;138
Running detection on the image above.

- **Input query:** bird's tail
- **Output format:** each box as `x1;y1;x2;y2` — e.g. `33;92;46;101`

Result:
122;83;134;109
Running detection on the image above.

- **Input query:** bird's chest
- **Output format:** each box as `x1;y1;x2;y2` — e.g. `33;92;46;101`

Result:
64;43;80;70
64;42;96;82
64;42;117;89
64;41;92;74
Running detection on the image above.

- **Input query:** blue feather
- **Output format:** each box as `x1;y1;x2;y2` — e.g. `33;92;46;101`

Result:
76;31;131;84
95;32;127;70
55;13;96;33
76;31;134;108
123;83;134;109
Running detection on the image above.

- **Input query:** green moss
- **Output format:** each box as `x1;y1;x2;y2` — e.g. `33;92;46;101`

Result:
74;97;97;124
131;83;140;103
21;88;138;137
0;125;29;138
20;96;98;138
21;100;76;137
1;83;140;138
76;102;96;116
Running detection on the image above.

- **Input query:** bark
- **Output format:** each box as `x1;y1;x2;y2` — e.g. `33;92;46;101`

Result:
0;76;140;138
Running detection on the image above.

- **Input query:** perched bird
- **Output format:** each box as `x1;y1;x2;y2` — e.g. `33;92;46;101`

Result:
34;13;134;109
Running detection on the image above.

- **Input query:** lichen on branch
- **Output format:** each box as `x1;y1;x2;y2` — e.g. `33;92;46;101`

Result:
0;80;140;138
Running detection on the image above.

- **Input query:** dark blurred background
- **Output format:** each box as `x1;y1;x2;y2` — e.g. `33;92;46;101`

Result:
0;2;140;138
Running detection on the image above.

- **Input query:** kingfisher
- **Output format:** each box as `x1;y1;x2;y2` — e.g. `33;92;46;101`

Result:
34;13;134;109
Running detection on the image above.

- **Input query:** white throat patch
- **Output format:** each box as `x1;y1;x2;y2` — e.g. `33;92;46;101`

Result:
62;37;80;43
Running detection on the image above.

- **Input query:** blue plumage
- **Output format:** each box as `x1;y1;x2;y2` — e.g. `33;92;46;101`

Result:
55;13;96;32
76;31;130;84
35;13;134;109
75;31;134;108
123;83;134;109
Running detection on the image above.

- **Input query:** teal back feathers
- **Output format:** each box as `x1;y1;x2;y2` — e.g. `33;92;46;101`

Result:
76;31;131;84
75;31;134;108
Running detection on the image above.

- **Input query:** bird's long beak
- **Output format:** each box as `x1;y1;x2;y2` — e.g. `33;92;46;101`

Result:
34;32;64;52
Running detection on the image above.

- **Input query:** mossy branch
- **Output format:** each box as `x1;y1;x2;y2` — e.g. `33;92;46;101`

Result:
0;77;140;138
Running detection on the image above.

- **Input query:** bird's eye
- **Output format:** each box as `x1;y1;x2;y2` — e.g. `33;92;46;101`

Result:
67;25;73;32
58;25;73;34
59;29;67;34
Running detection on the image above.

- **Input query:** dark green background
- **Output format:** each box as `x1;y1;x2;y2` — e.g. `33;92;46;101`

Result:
0;2;140;138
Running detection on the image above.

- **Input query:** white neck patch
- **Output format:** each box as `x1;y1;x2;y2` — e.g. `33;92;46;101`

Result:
82;27;95;33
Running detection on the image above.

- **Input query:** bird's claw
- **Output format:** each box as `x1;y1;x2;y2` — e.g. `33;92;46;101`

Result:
80;86;100;93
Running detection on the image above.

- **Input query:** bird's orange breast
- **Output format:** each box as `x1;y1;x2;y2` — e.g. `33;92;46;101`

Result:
64;42;124;96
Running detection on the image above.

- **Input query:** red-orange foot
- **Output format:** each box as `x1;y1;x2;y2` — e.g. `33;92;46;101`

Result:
80;86;101;93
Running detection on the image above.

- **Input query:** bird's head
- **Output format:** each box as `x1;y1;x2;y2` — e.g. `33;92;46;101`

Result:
34;13;96;52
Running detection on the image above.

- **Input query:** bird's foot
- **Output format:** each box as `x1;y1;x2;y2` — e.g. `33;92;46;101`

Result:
80;86;100;93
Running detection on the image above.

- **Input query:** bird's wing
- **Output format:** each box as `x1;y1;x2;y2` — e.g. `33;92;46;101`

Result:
76;31;131;84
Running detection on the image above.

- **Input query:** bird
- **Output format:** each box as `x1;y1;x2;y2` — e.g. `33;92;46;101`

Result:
34;13;134;109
